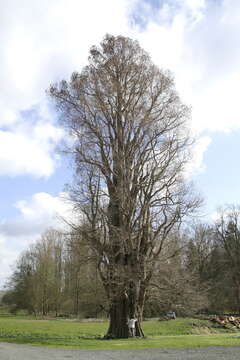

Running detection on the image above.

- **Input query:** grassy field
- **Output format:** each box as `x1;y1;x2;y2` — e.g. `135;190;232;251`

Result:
0;316;240;349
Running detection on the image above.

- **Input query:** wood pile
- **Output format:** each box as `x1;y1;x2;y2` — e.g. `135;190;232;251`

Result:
211;315;240;329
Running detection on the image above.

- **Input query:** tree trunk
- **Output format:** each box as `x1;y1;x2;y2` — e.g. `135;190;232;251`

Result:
105;296;129;338
104;174;146;338
105;285;145;338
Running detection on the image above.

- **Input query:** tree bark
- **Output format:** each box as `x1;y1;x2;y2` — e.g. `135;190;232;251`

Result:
105;295;129;338
105;282;145;338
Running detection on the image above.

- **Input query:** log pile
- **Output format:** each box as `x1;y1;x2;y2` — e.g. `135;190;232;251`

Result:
211;315;240;329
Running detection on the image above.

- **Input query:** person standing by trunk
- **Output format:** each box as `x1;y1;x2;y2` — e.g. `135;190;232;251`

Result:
127;318;138;337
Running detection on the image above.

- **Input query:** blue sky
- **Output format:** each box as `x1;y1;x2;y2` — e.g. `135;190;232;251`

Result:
0;0;240;287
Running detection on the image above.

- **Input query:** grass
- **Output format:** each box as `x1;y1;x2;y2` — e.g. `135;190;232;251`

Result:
0;316;240;349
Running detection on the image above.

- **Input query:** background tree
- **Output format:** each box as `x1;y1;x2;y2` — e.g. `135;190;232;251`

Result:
2;252;36;314
64;231;107;317
49;34;200;338
4;215;240;318
3;230;65;316
214;206;240;312
206;243;233;313
146;229;208;317
2;229;107;318
185;223;213;284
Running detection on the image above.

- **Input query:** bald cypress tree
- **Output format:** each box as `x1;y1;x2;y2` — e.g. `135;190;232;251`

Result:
49;34;200;338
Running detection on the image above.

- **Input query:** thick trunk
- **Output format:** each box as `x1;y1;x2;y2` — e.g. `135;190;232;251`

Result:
104;176;146;338
105;285;145;338
105;296;129;338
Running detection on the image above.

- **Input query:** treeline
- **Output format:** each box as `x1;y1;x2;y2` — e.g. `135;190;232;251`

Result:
2;205;240;317
2;229;107;317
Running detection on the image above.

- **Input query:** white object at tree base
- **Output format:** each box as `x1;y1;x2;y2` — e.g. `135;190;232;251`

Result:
127;318;138;336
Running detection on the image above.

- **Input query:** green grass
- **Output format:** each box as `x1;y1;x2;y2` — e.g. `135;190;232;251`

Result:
0;316;240;349
142;318;216;336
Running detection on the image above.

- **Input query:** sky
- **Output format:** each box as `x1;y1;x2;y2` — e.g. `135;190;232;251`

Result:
0;0;240;287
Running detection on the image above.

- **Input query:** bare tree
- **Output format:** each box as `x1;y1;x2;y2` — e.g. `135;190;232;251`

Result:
147;229;209;317
185;223;214;283
49;34;200;338
215;205;240;312
64;231;107;317
28;229;65;316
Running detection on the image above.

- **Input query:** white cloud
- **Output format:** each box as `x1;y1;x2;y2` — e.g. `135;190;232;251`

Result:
134;1;240;135
185;135;212;177
138;13;186;70
183;0;206;15
0;117;64;177
0;191;75;287
0;0;133;178
0;240;19;288
0;0;132;117
3;191;75;236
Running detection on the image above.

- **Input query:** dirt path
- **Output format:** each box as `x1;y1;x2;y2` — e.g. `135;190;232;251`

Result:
1;343;240;360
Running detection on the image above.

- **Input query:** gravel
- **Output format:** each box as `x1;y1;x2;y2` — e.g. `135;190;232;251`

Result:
1;343;240;360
